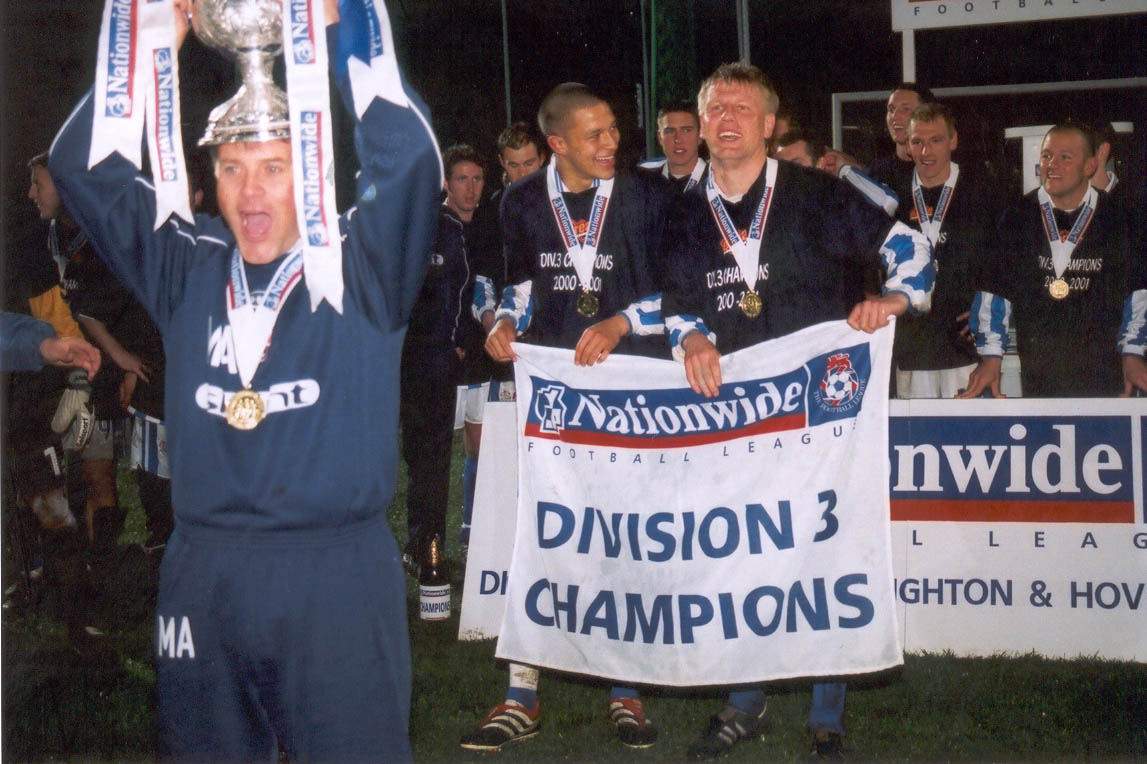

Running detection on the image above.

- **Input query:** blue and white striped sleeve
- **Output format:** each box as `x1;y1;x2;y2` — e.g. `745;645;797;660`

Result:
969;290;1011;357
1118;289;1147;357
839;165;899;218
620;293;664;337
494;280;534;335
879;221;934;315
472;274;496;322
664;314;717;363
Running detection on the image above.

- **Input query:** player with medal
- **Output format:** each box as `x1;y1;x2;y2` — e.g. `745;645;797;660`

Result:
469;83;674;753
963;121;1134;398
659;63;933;759
483;83;673;370
48;0;442;759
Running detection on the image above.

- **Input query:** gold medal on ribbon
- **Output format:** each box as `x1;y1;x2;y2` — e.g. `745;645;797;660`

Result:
577;291;600;318
225;388;265;430
1048;278;1070;300
740;291;762;318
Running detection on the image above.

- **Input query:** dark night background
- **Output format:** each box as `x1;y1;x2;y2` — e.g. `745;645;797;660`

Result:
2;0;1145;303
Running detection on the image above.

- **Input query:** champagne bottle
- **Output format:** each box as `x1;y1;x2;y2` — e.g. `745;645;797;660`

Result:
418;536;451;622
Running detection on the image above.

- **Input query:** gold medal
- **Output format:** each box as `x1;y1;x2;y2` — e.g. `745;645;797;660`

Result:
577;291;600;318
1048;278;1069;300
739;291;762;318
225;388;265;430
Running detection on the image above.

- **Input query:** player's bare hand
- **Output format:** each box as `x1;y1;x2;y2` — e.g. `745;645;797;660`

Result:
120;371;138;410
1120;355;1147;397
114;349;151;383
817;150;859;176
682;332;722;398
40;336;100;378
574;315;629;366
955;310;971;339
847;293;907;333
174;0;192;50
956;357;1004;399
485;317;518;363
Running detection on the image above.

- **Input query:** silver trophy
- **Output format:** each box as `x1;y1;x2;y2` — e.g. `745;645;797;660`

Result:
193;0;290;146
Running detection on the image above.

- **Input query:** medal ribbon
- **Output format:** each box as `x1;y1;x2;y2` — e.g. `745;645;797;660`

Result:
911;161;958;247
663;157;706;192
91;0;191;229
142;0;192;230
226;247;305;389
545;156;614;293
706;157;777;292
1037;185;1097;278
282;0;343;315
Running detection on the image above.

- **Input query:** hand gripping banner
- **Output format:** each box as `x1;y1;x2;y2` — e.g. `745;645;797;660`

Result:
495;320;904;686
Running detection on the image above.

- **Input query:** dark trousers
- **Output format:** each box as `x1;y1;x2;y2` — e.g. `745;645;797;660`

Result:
399;340;457;556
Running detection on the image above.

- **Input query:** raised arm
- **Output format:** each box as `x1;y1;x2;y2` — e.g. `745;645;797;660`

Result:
331;15;443;331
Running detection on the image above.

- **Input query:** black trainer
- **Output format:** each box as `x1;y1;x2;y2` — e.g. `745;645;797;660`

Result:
609;697;657;748
459;701;541;752
811;730;845;760
686;702;768;759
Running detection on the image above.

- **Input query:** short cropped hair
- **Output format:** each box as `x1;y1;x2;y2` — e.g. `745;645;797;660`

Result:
442;144;485;180
28;151;50;170
698;63;780;116
496;121;543;156
657;100;699;129
538;83;606;137
775;130;824;162
891;82;936;104
909;102;956;137
1044;121;1098;157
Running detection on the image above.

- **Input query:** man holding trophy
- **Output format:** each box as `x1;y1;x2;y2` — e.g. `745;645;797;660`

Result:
49;0;441;760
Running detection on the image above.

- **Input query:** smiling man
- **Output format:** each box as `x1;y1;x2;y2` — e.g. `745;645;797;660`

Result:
465;82;674;753
47;1;441;761
891;102;998;398
658;63;933;759
963;121;1136;398
641;101;707;192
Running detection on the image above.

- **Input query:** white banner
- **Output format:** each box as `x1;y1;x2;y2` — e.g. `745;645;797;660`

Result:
459;402;519;641
462;400;1146;662
889;398;1146;661
493;321;903;686
891;0;1146;31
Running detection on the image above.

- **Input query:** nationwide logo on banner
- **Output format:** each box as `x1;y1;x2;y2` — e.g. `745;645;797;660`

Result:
152;47;178;182
289;0;317;65
299;111;329;247
104;0;137;118
524;343;872;448
889;415;1135;523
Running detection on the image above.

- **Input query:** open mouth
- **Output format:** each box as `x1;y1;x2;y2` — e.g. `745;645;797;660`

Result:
240;212;273;240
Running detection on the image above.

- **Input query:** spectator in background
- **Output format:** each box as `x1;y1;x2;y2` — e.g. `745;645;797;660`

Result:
773;129;823;167
29;151;128;579
961;121;1135;398
640;100;707;192
820;83;935;207
769;105;799;153
457;123;547;546
776;130;899;218
402;145;489;568
2;309;109;660
496;120;547;189
894;103;996;398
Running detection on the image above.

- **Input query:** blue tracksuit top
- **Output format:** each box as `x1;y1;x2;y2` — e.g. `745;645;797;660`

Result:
48;25;441;534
